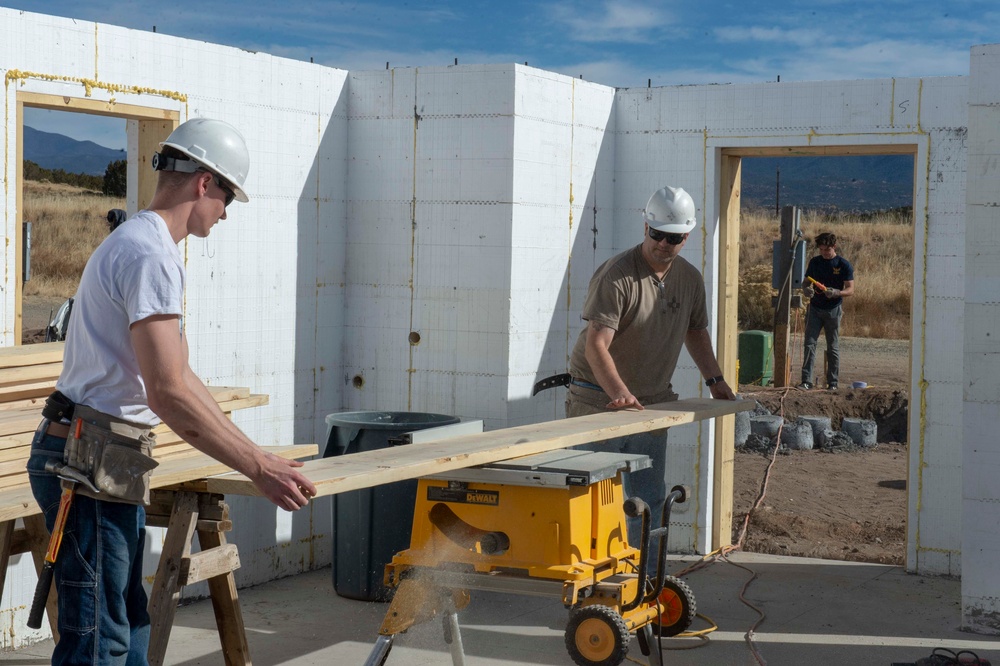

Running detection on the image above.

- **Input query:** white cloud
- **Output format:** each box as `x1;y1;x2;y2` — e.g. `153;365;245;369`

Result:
547;0;672;44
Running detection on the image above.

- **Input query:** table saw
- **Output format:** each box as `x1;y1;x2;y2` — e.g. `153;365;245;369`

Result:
364;448;697;666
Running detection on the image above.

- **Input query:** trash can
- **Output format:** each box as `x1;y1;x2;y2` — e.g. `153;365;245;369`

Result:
738;330;774;386
324;411;460;601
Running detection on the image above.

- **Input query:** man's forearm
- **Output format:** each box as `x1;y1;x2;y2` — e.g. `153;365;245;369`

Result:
685;328;723;379
155;372;266;478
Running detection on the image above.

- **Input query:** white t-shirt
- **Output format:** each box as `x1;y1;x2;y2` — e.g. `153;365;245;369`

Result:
57;210;185;426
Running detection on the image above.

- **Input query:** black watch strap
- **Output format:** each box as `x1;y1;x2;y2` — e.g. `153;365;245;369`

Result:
705;375;725;387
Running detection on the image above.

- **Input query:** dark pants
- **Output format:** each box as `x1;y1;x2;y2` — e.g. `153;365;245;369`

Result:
802;303;843;387
566;386;669;552
27;425;151;666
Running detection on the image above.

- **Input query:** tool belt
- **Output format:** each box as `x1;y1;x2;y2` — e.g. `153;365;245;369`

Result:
49;395;159;506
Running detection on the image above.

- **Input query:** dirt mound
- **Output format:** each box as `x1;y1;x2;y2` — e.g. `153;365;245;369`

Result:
740;386;908;443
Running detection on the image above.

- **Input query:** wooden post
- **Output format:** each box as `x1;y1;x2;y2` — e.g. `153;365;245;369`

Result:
713;154;741;549
773;206;799;387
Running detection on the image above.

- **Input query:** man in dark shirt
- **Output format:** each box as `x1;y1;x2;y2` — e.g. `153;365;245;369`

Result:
799;232;855;390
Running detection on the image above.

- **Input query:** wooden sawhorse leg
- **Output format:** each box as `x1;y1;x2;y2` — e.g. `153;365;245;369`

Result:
146;489;249;666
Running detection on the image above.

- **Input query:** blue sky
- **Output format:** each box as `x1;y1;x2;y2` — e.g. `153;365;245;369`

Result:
10;0;998;150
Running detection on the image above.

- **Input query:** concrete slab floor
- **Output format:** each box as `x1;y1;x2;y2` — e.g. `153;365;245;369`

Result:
3;553;999;665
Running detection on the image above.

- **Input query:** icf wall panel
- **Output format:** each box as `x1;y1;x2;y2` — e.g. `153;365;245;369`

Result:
1;11;350;636
963;43;1000;634
509;70;616;427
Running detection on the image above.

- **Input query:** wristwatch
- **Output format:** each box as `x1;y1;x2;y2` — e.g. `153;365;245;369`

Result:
705;375;726;387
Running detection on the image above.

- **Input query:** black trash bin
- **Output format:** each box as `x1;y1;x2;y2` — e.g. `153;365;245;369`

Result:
324;411;460;601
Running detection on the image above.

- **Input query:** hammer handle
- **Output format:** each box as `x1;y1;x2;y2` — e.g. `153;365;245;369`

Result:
27;482;76;630
27;563;54;629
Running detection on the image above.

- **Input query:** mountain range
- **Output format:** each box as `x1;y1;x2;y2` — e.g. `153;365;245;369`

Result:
740;154;914;213
24;128;914;212
23;125;126;176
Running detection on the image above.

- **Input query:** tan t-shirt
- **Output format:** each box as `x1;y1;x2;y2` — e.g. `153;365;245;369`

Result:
568;244;709;403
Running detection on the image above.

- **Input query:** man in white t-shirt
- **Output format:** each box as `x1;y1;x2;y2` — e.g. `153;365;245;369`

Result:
28;118;317;665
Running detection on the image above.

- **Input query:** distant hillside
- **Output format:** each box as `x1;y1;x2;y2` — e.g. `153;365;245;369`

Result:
23;125;125;176
741;155;914;214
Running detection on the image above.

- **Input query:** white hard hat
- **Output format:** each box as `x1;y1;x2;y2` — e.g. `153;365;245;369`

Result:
643;186;697;234
153;118;250;202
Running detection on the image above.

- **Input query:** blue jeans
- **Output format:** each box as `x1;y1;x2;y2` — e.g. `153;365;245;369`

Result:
802;303;842;387
566;393;669;551
27;425;151;666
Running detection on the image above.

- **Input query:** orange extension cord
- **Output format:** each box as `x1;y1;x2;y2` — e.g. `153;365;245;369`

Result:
664;310;807;665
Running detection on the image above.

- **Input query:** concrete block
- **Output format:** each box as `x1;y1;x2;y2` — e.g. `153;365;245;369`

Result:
734;409;751;447
781;420;814;451
841;418;877;447
798;415;832;440
750;415;783;438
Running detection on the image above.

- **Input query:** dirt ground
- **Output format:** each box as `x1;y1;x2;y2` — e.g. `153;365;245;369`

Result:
734;336;911;565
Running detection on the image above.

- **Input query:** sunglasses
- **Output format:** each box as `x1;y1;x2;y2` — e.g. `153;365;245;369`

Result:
648;228;686;245
212;174;236;207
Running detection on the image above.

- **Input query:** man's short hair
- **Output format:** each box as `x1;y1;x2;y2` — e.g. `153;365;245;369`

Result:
814;232;837;247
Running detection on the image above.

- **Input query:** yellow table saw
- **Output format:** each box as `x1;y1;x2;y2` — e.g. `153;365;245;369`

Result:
364;449;697;666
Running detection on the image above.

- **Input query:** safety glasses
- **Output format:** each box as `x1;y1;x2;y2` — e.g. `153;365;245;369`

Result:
212;174;236;207
648;228;686;245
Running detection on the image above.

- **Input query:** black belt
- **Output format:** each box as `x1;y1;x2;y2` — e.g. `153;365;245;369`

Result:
531;373;603;396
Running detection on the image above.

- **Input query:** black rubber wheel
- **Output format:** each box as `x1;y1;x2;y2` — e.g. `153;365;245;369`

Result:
564;605;630;666
650;575;696;637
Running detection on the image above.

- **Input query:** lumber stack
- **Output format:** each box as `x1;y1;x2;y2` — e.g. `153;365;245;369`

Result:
0;342;270;492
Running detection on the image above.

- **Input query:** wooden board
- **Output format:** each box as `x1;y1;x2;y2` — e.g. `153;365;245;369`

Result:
0;444;317;523
0;343;64;369
0;388;259;437
205;398;753;498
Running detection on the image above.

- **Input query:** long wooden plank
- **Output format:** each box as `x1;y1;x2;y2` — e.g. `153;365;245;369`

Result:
0;343;64;369
0;445;317;523
206;398;753;498
0;388;260;437
0;363;62;387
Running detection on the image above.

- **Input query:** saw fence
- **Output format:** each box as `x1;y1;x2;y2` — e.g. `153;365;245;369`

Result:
0;342;317;665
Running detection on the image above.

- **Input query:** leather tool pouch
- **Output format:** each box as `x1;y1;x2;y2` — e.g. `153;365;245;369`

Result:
64;404;159;506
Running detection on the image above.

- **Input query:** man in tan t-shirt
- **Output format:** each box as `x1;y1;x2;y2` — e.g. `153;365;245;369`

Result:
567;185;735;548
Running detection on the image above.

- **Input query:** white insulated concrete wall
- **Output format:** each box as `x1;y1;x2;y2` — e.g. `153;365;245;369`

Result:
2;5;998;643
963;43;1000;634
1;8;345;646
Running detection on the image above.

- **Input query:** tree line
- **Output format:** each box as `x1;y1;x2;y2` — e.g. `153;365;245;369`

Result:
23;159;127;197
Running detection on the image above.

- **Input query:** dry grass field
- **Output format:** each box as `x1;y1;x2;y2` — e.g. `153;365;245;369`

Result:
22;180;124;299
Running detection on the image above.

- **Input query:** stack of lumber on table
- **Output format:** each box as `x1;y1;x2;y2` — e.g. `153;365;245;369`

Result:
0;342;316;666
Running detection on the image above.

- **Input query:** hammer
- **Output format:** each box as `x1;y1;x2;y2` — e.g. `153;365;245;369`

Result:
27;454;100;629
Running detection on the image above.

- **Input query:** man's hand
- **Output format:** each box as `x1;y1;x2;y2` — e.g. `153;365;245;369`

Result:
606;391;643;410
709;380;737;401
252;453;317;511
824;288;841;299
802;284;815;299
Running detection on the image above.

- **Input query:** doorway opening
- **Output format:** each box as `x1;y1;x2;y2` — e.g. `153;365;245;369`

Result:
714;146;917;567
13;94;177;344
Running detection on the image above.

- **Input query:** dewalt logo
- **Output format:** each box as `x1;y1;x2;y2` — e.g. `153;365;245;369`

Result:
428;486;500;505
